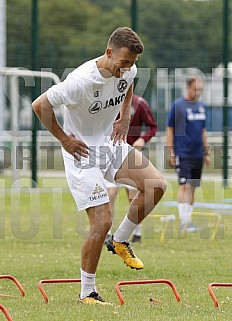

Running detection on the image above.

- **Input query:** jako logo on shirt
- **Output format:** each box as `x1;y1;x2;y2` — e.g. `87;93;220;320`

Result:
103;94;125;109
89;94;126;114
89;101;102;114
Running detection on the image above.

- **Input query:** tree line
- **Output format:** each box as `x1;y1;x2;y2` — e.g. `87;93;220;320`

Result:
7;0;225;78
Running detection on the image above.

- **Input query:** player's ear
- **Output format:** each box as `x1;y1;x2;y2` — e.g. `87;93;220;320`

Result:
106;48;112;58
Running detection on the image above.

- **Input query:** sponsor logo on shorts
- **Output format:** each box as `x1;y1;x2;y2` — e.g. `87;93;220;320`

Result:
89;184;108;202
180;177;187;184
92;183;104;194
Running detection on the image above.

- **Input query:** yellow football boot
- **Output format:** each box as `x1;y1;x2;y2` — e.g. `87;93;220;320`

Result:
106;236;144;270
79;292;112;305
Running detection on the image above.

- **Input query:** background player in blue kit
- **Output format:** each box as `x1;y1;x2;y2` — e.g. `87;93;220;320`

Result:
166;77;211;233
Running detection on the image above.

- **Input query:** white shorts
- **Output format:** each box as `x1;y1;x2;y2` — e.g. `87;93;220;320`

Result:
63;142;133;211
106;181;137;191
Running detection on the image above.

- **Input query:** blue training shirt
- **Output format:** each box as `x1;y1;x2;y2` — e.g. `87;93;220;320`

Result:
167;96;206;157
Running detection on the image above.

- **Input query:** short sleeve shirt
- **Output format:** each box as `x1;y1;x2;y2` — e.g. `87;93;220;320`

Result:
47;57;137;151
167;96;206;157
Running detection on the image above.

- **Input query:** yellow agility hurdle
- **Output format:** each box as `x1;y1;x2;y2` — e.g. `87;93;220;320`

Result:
192;212;222;240
150;214;175;242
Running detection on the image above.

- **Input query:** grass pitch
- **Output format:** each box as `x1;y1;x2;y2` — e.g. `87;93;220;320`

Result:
0;177;232;320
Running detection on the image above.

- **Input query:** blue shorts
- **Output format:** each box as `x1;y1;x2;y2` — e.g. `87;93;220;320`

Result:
175;157;203;187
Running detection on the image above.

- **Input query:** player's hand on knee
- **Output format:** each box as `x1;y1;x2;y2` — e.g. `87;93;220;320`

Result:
111;119;129;145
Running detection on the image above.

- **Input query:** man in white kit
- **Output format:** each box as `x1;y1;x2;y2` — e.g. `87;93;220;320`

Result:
32;27;167;305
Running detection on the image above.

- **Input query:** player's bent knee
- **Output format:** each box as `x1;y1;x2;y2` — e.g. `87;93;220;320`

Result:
101;209;112;234
93;218;111;237
91;206;112;235
103;216;112;234
145;177;167;193
146;178;167;205
160;178;167;193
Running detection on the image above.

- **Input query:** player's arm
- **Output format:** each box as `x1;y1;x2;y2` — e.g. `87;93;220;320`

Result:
166;101;176;167
202;128;211;166
166;126;175;167
132;100;157;149
140;100;157;141
32;92;88;160
111;83;133;145
119;83;133;120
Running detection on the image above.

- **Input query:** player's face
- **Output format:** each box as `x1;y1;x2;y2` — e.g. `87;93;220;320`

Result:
187;79;203;101
107;47;138;78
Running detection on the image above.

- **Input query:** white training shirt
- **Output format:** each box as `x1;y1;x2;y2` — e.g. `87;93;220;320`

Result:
47;57;137;162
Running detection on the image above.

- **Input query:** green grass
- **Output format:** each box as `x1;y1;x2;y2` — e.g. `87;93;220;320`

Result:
0;178;232;320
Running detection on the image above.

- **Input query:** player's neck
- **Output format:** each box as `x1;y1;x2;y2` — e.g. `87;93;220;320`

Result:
96;56;112;78
184;95;197;102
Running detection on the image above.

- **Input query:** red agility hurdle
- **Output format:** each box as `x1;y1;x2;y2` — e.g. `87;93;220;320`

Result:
0;304;13;321
0;275;25;298
115;279;181;305
208;282;232;307
38;279;81;303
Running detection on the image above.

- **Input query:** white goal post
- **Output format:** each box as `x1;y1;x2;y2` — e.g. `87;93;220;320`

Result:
0;67;61;184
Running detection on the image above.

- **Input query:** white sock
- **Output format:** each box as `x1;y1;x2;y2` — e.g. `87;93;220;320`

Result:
80;269;97;299
132;223;142;236
107;228;112;235
114;215;137;243
189;205;193;222
178;203;191;225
